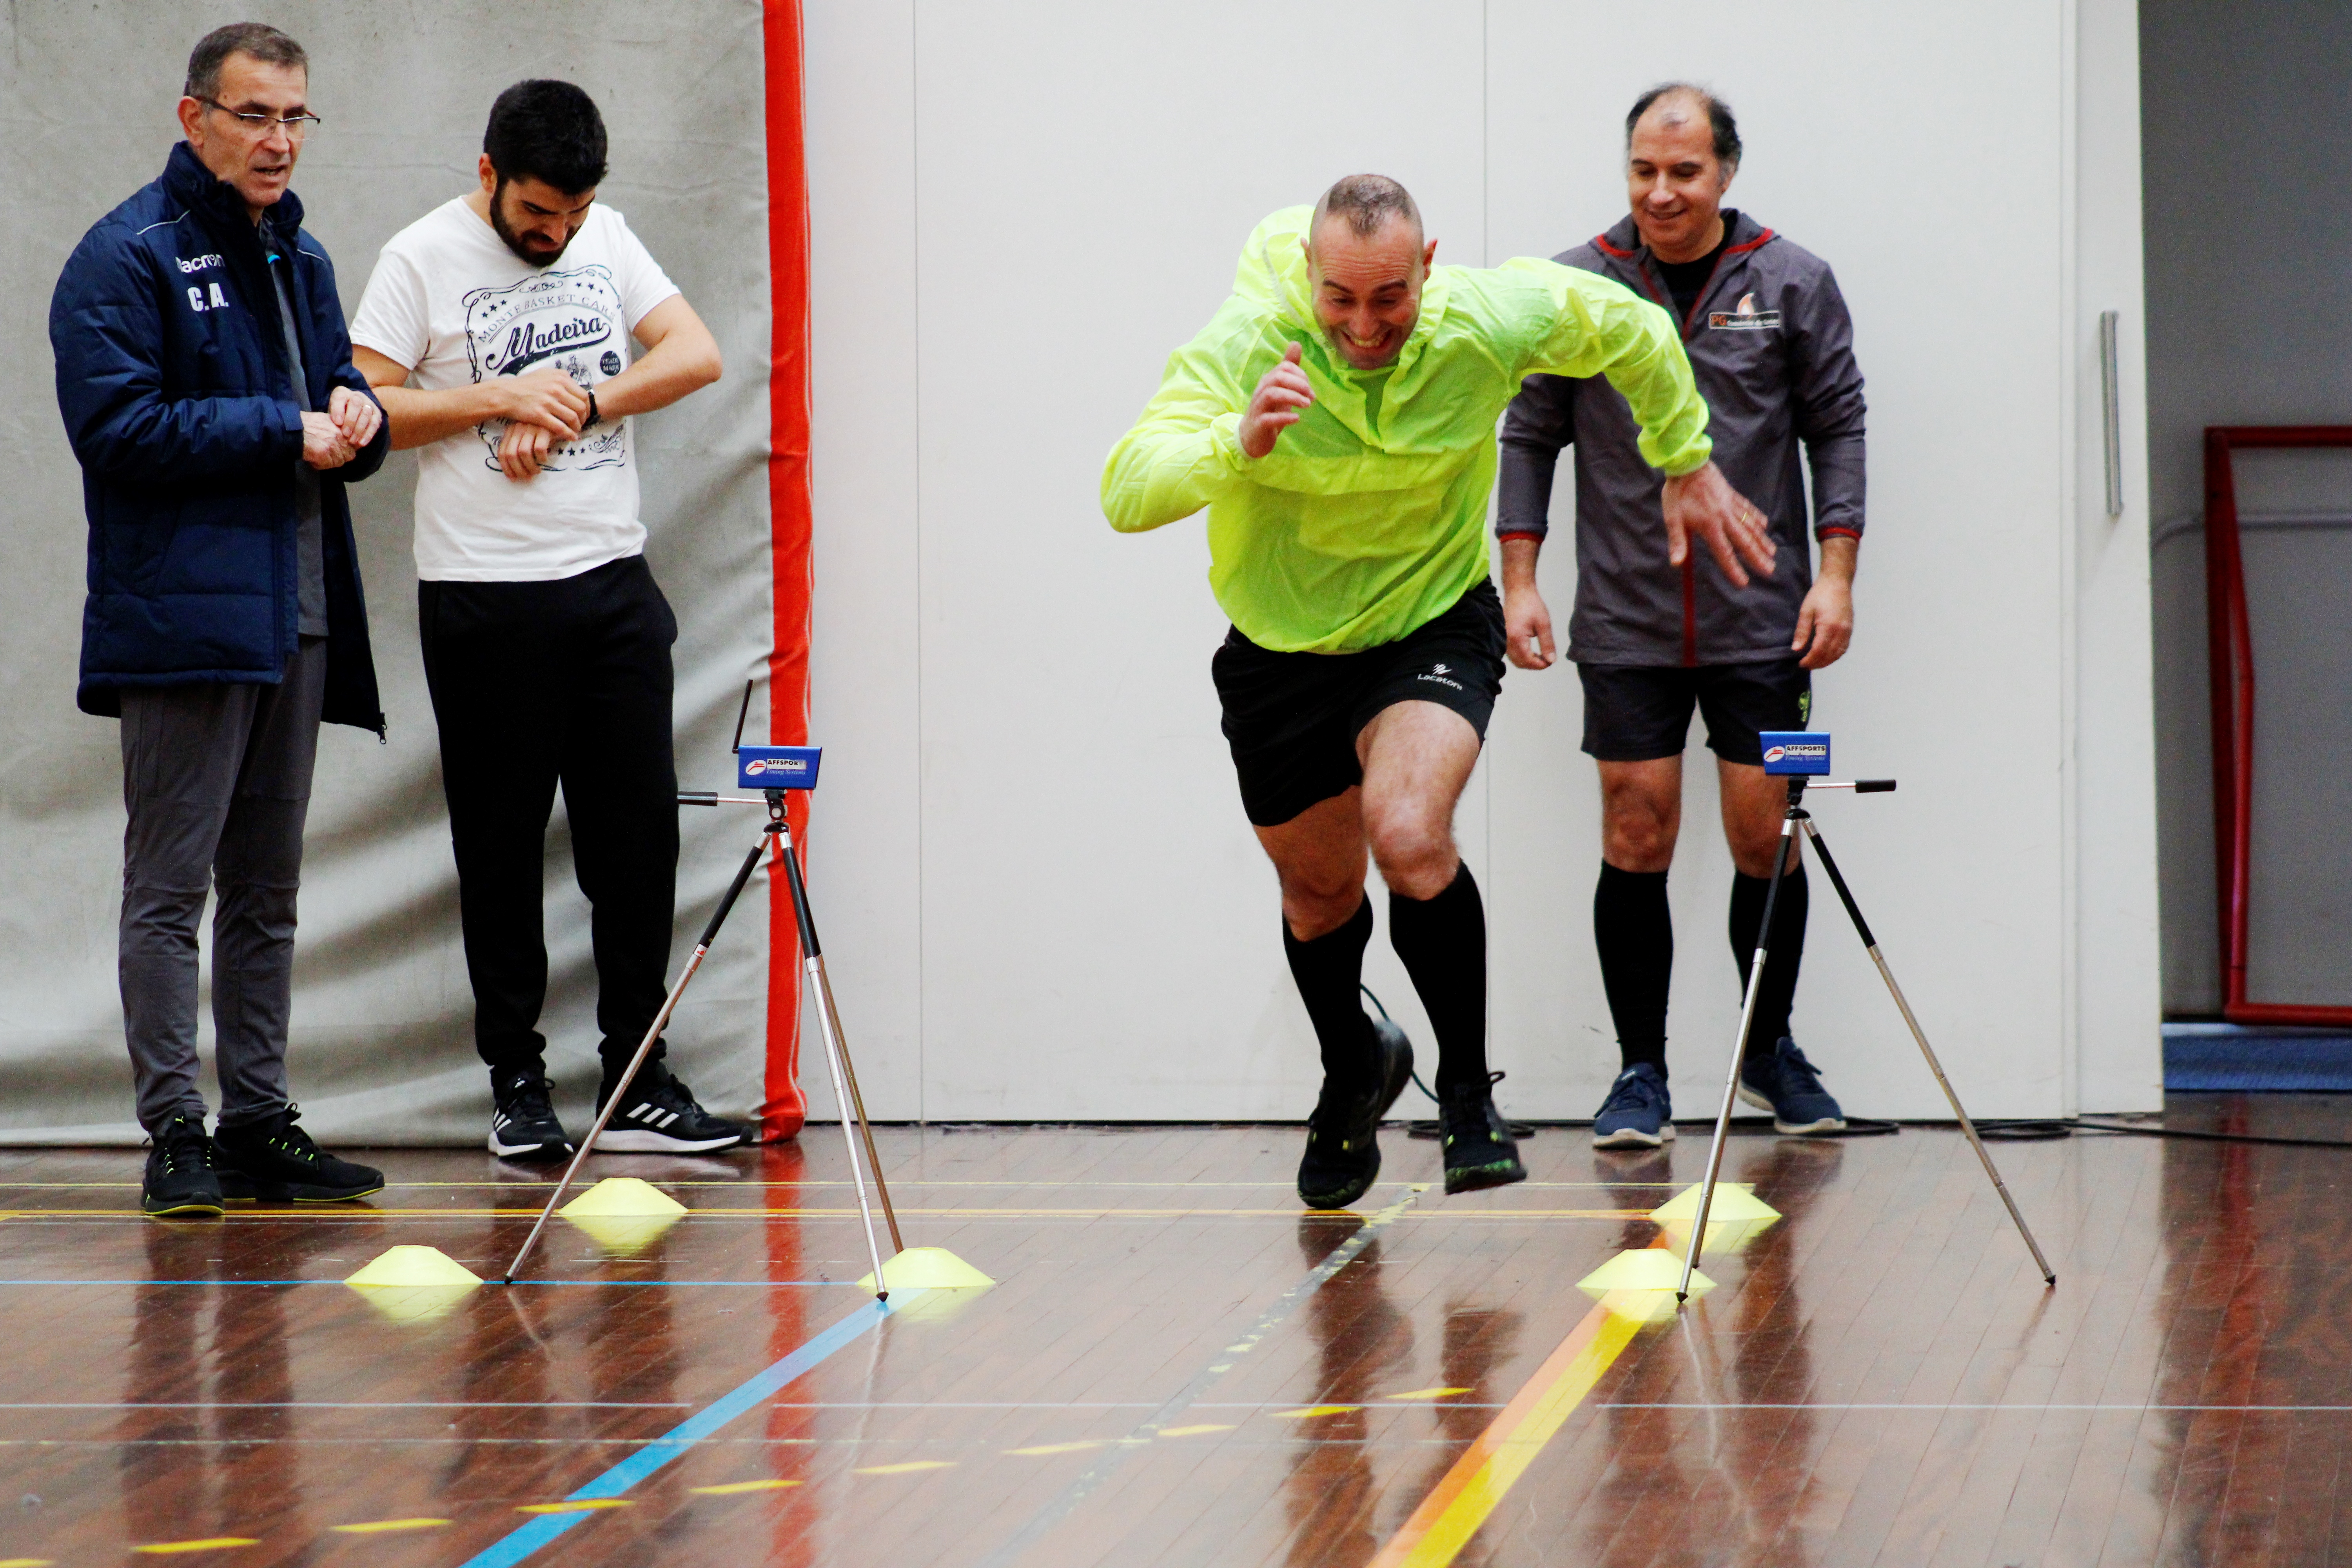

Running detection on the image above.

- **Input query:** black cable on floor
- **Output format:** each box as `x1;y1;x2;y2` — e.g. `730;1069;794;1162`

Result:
1357;985;1536;1139
1356;989;2352;1151
1975;1116;2352;1149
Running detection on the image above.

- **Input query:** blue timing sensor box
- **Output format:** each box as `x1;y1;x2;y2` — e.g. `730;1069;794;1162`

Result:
736;745;823;791
1760;732;1831;775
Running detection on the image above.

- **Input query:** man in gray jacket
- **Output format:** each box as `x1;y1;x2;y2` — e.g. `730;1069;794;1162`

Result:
1496;82;1867;1147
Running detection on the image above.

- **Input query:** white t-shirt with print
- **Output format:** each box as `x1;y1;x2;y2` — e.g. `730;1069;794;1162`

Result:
350;198;681;582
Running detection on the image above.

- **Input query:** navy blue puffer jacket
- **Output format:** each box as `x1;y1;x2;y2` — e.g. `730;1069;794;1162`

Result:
51;141;388;731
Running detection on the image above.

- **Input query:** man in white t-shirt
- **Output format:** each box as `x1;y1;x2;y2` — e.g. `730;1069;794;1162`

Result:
351;79;742;1162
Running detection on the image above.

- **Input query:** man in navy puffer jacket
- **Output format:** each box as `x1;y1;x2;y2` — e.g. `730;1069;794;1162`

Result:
50;23;388;1217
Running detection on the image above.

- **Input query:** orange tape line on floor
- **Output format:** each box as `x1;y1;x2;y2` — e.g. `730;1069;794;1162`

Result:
1368;1274;1653;1565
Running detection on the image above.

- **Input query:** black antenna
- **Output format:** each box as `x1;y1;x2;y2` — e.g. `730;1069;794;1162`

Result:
730;679;754;753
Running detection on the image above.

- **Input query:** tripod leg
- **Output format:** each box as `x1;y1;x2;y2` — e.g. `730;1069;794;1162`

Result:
1679;821;1800;1303
503;827;771;1284
776;822;897;1296
810;956;905;1253
1800;819;2056;1287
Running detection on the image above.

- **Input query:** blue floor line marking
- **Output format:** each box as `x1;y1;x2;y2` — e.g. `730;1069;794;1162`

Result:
0;1278;846;1287
454;1291;913;1568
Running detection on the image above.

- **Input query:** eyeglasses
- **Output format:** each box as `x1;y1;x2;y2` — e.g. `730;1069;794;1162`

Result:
198;98;322;138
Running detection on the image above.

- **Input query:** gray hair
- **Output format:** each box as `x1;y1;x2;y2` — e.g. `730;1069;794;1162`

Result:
185;22;308;100
1626;83;1742;173
1310;173;1423;243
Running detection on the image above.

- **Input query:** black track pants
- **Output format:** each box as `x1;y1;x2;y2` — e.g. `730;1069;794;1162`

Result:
419;555;679;1080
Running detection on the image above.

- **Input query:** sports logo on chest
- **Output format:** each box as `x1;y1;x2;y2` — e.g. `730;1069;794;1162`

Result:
459;265;628;474
462;266;620;380
1708;292;1782;332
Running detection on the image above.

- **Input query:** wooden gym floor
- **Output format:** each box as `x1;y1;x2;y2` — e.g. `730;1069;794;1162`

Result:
0;1092;2339;1567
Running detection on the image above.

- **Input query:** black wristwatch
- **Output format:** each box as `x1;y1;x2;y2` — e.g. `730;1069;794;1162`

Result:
583;388;603;430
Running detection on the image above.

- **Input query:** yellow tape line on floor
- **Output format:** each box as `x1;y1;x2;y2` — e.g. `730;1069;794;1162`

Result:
1367;1294;1645;1567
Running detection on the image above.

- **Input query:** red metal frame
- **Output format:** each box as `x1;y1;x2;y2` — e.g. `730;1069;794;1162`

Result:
2203;425;2352;1024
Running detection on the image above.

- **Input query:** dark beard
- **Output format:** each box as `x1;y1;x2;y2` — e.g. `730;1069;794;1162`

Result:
488;176;573;266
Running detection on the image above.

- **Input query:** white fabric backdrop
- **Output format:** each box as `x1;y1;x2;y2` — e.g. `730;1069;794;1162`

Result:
0;2;777;1143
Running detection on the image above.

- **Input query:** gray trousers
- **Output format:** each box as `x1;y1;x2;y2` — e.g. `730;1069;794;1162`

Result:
118;637;325;1136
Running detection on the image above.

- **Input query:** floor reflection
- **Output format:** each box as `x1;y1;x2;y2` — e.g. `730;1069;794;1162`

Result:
1584;1135;1840;1566
1279;1215;1412;1566
119;1215;360;1546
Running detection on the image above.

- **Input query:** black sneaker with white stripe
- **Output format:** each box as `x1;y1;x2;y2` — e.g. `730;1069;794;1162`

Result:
594;1063;750;1154
488;1069;576;1163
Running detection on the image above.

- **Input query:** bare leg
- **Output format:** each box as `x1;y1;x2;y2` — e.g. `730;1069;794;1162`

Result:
1254;789;1368;941
1716;758;1786;878
1356;699;1482;896
1599;757;1683;872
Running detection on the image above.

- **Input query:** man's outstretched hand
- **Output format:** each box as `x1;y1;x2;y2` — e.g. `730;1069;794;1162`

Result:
1238;342;1314;460
1661;461;1777;587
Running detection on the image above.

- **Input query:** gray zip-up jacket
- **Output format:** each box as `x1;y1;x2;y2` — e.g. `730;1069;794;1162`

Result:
1496;211;1866;666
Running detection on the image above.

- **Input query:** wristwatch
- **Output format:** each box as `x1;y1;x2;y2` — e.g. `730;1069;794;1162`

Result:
583;388;602;430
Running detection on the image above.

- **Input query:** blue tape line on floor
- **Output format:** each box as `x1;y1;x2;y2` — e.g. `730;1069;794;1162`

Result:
453;1292;909;1568
0;1278;845;1287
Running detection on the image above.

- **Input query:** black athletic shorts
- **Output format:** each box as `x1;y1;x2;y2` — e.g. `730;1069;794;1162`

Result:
1577;659;1812;766
1212;581;1507;828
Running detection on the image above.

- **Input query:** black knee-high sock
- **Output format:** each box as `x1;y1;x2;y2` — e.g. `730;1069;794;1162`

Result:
1389;864;1488;1096
1728;864;1808;1057
1283;896;1376;1092
1594;865;1672;1072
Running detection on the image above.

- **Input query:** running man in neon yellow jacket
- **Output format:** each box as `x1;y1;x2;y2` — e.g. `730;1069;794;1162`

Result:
1103;175;1775;1207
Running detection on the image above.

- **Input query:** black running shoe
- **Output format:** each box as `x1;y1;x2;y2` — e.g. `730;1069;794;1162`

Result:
488;1069;576;1163
1439;1074;1527;1196
214;1107;384;1203
141;1115;224;1217
593;1063;750;1154
1297;1018;1414;1211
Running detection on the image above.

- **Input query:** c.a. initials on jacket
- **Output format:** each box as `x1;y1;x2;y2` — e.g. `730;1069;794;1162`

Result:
49;140;387;730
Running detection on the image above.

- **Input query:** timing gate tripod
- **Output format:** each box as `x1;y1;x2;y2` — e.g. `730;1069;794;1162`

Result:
1676;760;2057;1303
499;720;904;1297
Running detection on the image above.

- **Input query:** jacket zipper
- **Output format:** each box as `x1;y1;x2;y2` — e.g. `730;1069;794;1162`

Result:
1630;249;1733;668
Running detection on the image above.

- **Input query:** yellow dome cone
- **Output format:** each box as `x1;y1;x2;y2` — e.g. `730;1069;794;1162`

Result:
347;1245;483;1288
855;1247;994;1292
559;1177;688;1218
1577;1247;1713;1296
345;1246;483;1324
564;1213;683;1256
1650;1182;1780;1223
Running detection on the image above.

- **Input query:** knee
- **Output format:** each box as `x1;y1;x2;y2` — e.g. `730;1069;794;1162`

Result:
1727;830;1788;880
1601;798;1677;873
120;883;209;948
1279;865;1365;938
1366;811;1457;901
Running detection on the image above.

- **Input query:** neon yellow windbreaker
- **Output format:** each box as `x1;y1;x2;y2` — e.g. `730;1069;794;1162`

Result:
1102;206;1713;653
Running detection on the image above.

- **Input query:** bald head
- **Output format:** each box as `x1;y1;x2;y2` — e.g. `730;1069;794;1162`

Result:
1301;174;1436;371
1624;83;1740;263
1310;172;1423;248
1625;83;1742;172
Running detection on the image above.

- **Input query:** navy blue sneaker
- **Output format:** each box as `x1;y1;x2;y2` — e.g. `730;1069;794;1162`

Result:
1738;1036;1845;1134
1298;1018;1414;1210
1592;1063;1674;1149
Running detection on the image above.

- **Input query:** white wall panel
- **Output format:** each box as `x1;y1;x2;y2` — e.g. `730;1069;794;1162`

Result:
803;1;925;1120
799;0;2161;1122
906;4;1486;1119
1483;2;2069;1119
